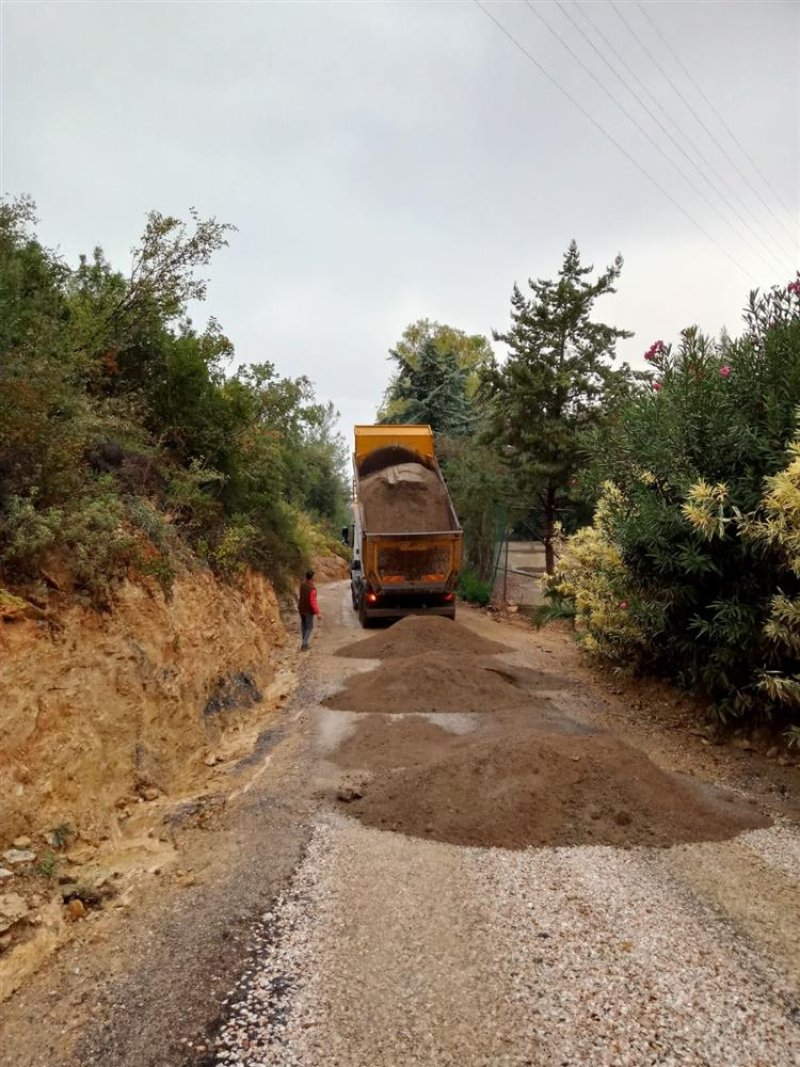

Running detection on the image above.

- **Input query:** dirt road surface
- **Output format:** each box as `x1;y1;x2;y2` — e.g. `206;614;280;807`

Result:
3;581;800;1066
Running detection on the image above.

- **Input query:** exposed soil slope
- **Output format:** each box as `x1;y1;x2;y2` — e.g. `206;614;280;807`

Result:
1;569;286;844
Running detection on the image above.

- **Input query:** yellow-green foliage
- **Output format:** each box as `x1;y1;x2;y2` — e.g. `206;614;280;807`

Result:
563;436;800;719
742;439;800;709
748;440;800;575
681;479;731;540
545;485;642;663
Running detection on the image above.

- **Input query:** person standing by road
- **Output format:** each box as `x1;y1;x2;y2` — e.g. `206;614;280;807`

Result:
298;570;321;651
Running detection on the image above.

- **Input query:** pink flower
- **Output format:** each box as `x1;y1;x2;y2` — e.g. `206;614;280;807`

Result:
644;339;665;362
652;381;662;392
787;280;800;295
619;600;629;611
720;365;731;378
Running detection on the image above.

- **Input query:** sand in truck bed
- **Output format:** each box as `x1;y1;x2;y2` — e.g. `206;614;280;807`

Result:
359;462;452;533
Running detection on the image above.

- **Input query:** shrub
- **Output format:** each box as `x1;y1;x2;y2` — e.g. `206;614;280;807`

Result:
0;198;348;602
555;280;800;724
457;569;493;606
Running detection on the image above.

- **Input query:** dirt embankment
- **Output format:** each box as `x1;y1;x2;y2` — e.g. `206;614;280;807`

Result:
0;568;293;1000
1;569;287;842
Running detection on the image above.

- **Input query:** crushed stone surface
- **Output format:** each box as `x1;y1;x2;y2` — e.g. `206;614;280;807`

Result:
215;814;800;1067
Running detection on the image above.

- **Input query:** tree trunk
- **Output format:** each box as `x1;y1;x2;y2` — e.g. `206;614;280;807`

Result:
544;482;557;576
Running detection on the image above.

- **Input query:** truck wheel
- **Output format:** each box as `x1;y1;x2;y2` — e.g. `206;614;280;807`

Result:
358;596;375;629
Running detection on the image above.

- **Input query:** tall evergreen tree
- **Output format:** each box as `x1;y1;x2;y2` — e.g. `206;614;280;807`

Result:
378;319;493;431
486;241;634;573
380;335;473;435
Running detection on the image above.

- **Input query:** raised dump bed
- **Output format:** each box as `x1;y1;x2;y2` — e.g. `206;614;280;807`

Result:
347;425;463;626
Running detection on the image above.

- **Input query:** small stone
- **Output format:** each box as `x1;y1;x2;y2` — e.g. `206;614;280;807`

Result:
65;898;86;921
0;892;29;933
766;746;779;759
614;810;633;827
12;836;31;849
142;787;161;802
204;754;220;767
336;785;363;803
0;868;13;881
733;737;754;752
2;849;36;866
777;756;791;767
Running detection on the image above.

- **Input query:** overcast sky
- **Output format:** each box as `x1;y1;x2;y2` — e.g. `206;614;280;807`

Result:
3;0;799;438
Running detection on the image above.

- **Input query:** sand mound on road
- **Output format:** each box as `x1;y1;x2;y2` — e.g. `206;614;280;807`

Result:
323;652;551;714
336;615;511;660
360;462;453;533
344;730;769;849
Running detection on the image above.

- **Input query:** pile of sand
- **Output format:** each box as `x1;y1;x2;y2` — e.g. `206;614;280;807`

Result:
360;462;453;533
336;615;511;660
343;730;770;849
323;651;542;714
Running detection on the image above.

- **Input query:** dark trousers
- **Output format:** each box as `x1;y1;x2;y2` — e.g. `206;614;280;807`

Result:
300;613;314;649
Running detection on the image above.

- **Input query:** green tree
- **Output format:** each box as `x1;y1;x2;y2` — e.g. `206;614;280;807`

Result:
0;196;347;599
381;337;472;435
378;319;493;430
485;241;634;574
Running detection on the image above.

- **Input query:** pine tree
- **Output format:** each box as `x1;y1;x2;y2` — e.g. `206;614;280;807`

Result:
486;241;634;574
382;336;473;435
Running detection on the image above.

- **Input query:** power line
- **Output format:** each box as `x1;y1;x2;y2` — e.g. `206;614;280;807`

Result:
610;0;799;263
524;0;791;278
557;0;795;276
638;0;797;228
471;0;758;283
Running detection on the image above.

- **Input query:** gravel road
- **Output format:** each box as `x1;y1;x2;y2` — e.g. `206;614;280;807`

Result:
212;584;800;1067
3;582;799;1067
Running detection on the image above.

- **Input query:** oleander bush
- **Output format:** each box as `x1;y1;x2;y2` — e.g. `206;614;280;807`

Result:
547;279;800;726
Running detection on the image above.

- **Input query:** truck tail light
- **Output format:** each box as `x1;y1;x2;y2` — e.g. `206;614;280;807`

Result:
366;592;379;604
443;592;454;602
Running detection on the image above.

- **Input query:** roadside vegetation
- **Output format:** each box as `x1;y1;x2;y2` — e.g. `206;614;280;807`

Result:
549;282;800;733
0;196;348;606
379;245;800;732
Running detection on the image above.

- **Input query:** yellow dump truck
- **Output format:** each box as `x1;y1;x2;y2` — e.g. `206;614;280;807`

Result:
345;424;463;626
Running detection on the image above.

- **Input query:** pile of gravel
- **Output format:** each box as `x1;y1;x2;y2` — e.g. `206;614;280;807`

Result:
335;614;510;660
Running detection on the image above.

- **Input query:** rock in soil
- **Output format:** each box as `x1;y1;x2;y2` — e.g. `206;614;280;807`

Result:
65;898;87;921
2;849;36;865
0;892;28;933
